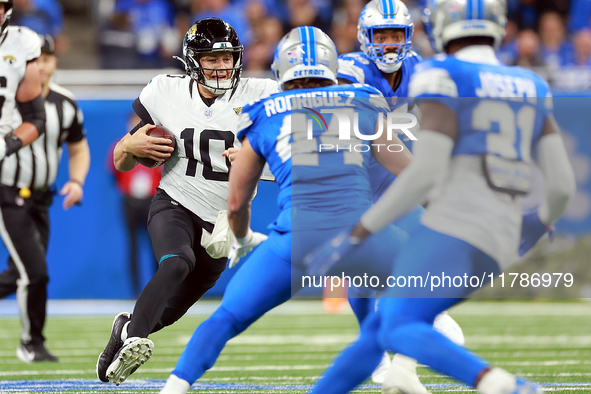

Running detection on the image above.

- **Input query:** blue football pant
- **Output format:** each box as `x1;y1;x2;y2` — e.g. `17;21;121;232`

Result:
347;205;424;325
310;225;500;394
171;225;405;384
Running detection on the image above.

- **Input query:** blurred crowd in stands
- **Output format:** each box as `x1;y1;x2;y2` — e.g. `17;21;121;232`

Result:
13;0;591;90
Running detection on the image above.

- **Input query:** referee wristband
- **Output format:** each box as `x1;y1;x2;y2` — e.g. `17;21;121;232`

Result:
69;179;84;187
4;135;23;157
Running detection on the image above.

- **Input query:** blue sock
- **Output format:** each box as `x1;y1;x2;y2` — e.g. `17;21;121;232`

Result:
172;307;245;384
310;313;383;394
378;297;488;387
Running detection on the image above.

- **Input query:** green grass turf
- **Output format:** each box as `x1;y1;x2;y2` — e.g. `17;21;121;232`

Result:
1;300;591;393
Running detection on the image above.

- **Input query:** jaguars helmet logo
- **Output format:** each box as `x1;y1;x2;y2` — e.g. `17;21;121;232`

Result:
4;55;16;65
233;107;243;115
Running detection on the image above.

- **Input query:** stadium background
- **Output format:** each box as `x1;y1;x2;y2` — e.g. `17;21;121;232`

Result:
0;0;589;300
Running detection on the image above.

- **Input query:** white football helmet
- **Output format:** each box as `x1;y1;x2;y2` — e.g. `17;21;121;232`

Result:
423;0;507;53
358;0;414;73
271;26;338;91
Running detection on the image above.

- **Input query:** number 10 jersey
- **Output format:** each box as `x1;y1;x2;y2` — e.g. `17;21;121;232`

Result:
134;74;278;223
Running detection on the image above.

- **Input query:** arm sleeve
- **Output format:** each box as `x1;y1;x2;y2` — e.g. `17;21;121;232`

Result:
361;130;454;233
534;133;576;224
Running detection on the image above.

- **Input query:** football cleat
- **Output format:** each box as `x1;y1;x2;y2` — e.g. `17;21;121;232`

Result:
512;378;545;394
160;374;191;394
97;312;131;382
382;354;430;394
16;342;58;363
106;337;154;385
477;368;544;394
372;352;392;384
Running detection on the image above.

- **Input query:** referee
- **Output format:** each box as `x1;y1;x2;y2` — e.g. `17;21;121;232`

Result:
0;35;90;363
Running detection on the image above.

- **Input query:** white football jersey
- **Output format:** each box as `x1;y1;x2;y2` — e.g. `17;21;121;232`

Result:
136;75;278;223
0;26;41;136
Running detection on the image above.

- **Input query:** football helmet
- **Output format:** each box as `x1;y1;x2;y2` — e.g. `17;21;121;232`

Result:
358;0;414;73
180;18;243;95
271;26;338;91
423;0;507;53
0;0;13;37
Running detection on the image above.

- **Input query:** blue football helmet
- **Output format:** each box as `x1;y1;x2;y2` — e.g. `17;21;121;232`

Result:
271;26;338;91
423;0;507;53
357;0;414;73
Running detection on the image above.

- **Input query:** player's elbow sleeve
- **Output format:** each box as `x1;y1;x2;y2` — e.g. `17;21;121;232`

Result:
535;133;576;224
17;94;46;135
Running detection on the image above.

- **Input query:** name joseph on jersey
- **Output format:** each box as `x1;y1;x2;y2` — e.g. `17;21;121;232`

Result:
475;71;538;102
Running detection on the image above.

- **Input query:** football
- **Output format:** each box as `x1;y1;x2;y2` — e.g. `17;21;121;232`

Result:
136;125;176;169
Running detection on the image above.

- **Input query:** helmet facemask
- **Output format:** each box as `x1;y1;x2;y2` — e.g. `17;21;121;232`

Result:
359;24;414;73
184;44;243;95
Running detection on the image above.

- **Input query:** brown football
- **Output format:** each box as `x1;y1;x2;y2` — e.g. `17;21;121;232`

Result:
136;125;176;168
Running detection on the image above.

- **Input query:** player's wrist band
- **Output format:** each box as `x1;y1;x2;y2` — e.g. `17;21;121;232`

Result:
236;229;254;245
69;179;84;187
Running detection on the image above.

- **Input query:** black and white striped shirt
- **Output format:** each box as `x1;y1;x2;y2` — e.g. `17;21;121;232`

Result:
0;81;85;191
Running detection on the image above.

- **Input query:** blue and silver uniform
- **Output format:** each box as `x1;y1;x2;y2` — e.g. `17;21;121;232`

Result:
238;83;389;234
309;46;555;394
410;50;551;267
338;51;422;202
338;51;421;112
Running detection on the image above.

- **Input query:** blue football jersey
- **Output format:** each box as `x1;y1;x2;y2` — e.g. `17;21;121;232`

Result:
337;51;422;201
408;47;553;267
237;84;390;232
337;51;422;111
409;52;552;161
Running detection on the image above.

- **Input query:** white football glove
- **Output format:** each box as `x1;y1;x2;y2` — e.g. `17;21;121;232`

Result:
227;229;268;268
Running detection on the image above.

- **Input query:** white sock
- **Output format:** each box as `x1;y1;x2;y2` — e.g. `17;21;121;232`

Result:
433;311;465;346
161;374;191;394
476;368;516;394
121;321;130;342
391;353;417;371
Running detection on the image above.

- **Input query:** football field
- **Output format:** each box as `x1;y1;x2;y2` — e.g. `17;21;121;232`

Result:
1;300;591;393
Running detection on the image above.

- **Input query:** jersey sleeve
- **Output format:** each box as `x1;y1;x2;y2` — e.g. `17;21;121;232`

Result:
65;101;86;143
134;75;165;125
537;77;553;120
260;78;279;99
19;27;41;62
237;101;273;159
357;85;390;116
409;61;459;111
337;55;366;84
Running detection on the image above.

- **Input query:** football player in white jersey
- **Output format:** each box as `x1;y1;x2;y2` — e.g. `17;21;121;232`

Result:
97;18;278;385
0;0;45;161
0;0;55;363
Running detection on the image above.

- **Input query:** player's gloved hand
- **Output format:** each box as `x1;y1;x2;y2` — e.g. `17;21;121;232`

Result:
303;231;361;276
228;229;268;268
519;210;554;257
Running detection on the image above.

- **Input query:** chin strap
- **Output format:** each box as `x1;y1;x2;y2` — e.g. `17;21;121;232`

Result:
173;55;188;72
